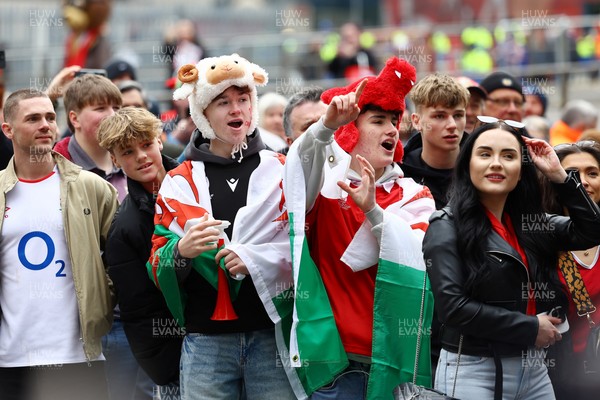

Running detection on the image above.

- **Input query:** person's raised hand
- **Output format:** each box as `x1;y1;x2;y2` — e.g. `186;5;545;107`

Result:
45;65;82;102
337;154;376;213
323;78;367;131
522;136;568;183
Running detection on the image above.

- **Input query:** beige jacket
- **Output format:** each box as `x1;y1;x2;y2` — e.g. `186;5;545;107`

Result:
0;152;118;361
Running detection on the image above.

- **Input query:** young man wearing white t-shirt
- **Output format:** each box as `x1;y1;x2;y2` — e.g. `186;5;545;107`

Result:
0;89;118;400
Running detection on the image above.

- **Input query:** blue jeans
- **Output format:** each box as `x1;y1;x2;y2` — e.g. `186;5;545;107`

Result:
435;348;556;400
310;360;370;400
180;328;295;400
102;319;156;400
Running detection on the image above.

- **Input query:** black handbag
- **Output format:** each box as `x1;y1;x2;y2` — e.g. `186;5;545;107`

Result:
394;272;460;399
584;324;600;373
558;251;599;373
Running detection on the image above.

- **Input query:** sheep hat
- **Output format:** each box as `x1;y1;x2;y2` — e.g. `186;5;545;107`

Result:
173;53;268;141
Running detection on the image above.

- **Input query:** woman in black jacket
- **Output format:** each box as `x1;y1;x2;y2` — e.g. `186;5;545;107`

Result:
423;118;600;400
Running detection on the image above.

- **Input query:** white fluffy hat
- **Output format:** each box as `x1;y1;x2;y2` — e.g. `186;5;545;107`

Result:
173;53;268;140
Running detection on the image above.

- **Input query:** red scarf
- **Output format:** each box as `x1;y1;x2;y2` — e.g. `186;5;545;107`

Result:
485;209;536;315
64;28;100;67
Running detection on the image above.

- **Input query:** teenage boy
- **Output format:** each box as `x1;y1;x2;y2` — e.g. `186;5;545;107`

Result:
0;89;117;400
402;73;469;380
53;73;127;201
402;73;469;209
97;107;181;398
283;57;436;399
147;54;296;400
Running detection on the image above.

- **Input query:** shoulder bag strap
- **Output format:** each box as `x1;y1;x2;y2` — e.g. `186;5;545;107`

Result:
414;271;462;397
412;271;427;384
558;251;596;326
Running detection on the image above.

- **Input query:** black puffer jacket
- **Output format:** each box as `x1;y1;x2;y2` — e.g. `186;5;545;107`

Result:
105;155;181;385
424;171;600;357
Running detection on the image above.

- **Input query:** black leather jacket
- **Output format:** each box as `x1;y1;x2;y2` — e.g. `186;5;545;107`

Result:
423;171;600;357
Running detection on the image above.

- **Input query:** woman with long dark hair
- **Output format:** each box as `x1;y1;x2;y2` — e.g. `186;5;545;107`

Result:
542;140;600;400
424;118;600;399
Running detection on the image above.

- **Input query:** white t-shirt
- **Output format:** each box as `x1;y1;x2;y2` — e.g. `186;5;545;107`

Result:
0;169;90;367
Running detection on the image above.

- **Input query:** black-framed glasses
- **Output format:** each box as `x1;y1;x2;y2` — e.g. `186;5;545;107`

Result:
486;97;524;108
554;140;600;151
477;115;526;129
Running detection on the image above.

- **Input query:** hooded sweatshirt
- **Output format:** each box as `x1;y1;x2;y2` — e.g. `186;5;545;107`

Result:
400;132;463;210
178;128;273;333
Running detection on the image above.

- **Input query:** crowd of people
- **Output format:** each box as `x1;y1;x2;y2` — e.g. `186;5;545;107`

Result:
1;18;600;400
296;19;600;84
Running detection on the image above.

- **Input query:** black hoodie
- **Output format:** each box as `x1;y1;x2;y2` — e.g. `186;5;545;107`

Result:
400;132;468;210
179;128;274;334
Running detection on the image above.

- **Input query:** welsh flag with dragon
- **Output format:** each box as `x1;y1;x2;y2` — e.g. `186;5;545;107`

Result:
146;151;311;399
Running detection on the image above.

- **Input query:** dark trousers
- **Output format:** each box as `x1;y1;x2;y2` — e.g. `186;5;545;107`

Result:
0;361;108;400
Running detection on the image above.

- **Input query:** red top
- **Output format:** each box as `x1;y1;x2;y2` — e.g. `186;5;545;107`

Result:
306;183;405;357
485;210;536;315
558;253;600;353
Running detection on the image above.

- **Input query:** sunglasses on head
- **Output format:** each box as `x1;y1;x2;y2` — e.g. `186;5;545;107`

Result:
554;140;600;151
477;115;525;129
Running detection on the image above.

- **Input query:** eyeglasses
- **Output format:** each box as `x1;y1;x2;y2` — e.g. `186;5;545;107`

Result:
554;140;600;151
486;97;524;108
477;115;526;129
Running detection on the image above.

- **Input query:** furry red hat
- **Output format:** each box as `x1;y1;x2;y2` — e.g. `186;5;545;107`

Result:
321;57;416;162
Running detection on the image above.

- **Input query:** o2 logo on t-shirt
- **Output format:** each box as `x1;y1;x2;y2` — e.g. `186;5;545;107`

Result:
18;231;66;277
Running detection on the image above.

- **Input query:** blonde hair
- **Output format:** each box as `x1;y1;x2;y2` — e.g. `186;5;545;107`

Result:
410;73;470;111
97;107;162;152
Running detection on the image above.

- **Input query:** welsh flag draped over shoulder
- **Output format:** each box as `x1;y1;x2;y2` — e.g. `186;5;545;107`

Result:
146;152;310;399
283;139;436;399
